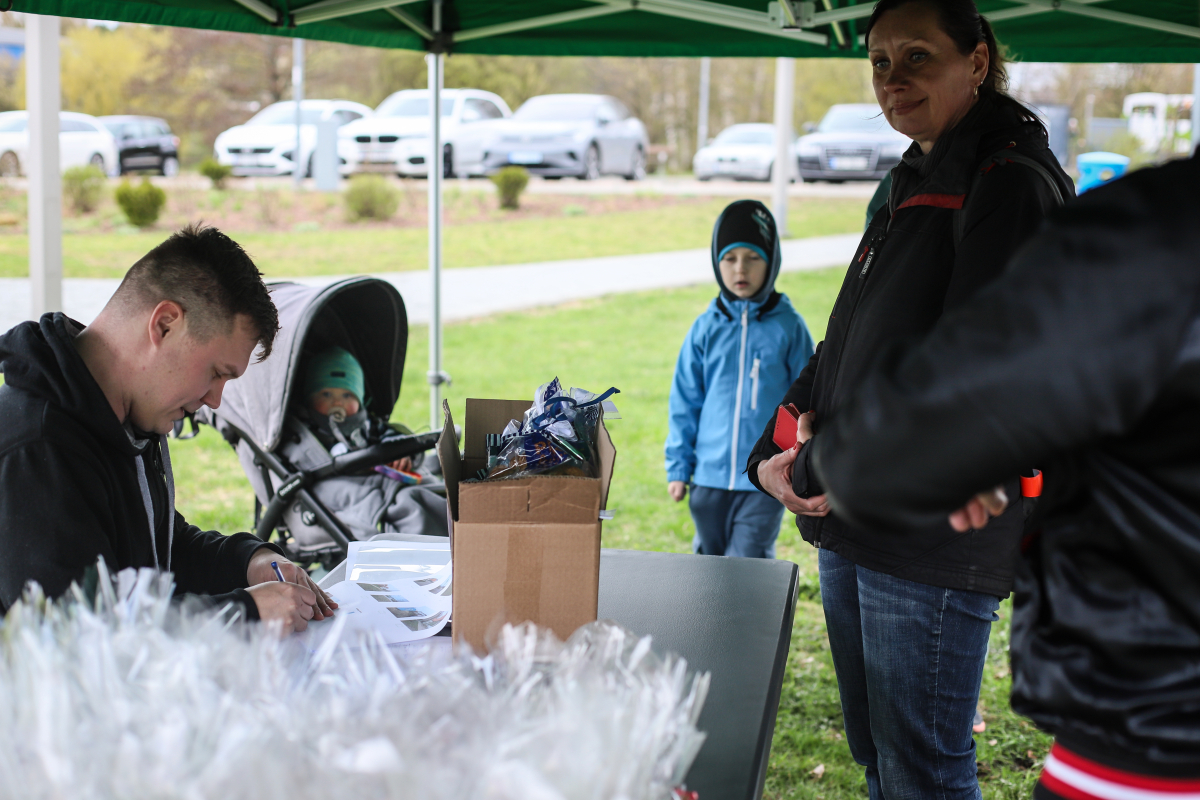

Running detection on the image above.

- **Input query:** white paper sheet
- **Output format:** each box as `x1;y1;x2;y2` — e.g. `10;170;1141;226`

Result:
299;540;452;649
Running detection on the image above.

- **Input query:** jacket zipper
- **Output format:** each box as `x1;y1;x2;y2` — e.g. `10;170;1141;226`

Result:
729;306;749;491
750;357;761;411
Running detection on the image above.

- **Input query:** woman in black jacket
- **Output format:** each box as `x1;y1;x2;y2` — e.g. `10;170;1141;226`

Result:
746;0;1074;795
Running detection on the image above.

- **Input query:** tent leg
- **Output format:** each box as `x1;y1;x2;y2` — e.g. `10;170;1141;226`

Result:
427;49;446;431
771;57;795;238
1192;64;1200;156
293;38;305;191
697;56;711;152
28;14;61;320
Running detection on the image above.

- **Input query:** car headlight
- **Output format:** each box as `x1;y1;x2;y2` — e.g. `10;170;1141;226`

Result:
796;141;822;157
880;141;910;159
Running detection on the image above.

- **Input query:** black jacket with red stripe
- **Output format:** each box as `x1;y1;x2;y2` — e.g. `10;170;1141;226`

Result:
747;95;1074;597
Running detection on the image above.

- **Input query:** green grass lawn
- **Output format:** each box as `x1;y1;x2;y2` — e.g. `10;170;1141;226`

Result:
0;197;866;279
168;266;1051;798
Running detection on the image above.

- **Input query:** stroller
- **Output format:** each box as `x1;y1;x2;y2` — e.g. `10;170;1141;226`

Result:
195;277;443;569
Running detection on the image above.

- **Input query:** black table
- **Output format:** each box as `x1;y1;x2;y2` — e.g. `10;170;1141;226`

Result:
598;549;799;800
322;545;799;799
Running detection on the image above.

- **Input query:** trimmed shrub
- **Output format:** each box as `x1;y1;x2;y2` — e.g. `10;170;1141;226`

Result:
115;179;166;228
198;157;233;190
344;174;399;221
490;166;529;210
62;164;106;213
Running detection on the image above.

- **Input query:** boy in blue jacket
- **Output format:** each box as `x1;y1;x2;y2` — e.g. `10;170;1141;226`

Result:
666;199;815;558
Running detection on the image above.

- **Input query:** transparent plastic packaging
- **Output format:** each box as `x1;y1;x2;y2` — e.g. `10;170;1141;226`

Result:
483;378;618;482
0;559;707;800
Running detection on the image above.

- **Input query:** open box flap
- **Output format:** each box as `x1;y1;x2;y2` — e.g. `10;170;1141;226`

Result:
597;412;616;511
436;400;462;521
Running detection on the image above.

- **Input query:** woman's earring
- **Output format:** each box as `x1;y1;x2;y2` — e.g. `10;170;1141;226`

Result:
973;82;980;97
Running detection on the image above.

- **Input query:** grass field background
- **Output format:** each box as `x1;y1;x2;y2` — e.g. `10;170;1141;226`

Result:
0;192;867;278
167;267;1052;798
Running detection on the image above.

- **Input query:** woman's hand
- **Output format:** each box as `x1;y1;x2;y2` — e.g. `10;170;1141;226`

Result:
668;481;688;502
948;486;1009;532
758;444;830;517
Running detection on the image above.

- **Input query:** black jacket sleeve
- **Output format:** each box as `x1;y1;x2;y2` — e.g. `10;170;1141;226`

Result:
746;340;823;492
811;165;1200;533
171;518;281;621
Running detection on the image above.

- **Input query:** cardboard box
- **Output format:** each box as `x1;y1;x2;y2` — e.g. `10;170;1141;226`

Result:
437;399;617;653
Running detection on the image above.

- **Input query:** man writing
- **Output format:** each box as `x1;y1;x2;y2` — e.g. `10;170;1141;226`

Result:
760;155;1200;792
0;224;335;631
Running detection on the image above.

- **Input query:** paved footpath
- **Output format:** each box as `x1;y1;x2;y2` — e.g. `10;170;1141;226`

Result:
0;232;860;331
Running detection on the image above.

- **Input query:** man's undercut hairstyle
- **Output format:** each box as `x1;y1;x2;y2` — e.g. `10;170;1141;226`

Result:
115;224;280;360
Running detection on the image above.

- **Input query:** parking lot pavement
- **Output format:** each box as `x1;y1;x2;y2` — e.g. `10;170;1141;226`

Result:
0;232;860;332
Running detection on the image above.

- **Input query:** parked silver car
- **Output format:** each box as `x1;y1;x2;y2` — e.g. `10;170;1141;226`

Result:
693;123;796;182
796;103;911;182
482;94;648;180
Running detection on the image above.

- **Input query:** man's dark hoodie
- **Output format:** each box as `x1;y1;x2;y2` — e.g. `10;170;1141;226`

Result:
0;313;282;615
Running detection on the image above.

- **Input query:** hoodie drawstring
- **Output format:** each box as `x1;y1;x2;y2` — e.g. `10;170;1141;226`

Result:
134;435;176;572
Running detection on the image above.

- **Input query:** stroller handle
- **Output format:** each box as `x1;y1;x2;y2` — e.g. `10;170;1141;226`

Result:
317;431;443;479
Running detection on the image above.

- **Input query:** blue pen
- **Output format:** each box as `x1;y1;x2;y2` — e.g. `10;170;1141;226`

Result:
271;560;286;582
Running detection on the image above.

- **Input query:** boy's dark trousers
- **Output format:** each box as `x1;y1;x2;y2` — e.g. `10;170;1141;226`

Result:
688;485;786;558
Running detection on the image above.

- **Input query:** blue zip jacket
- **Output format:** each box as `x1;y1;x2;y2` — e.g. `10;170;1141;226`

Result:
666;293;813;491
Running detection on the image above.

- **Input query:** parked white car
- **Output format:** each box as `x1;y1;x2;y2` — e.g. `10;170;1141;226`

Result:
341;88;511;178
693;123;797;182
0;110;119;177
214;99;373;177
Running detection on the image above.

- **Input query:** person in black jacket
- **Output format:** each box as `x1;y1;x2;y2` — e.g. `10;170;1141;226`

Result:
745;0;1074;795
811;154;1200;795
0;224;334;632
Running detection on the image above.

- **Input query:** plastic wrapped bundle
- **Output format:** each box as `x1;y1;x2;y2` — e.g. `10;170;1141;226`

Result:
484;378;619;481
0;560;708;800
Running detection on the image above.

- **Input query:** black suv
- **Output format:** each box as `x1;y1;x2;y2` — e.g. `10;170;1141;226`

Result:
98;115;181;176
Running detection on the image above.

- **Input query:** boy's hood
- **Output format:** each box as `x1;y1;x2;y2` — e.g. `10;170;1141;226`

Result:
710;199;782;306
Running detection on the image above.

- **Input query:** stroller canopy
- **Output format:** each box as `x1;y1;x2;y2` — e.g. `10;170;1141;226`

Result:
209;277;408;452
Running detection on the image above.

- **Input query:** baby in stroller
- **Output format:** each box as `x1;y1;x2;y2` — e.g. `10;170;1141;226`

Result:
279;346;449;542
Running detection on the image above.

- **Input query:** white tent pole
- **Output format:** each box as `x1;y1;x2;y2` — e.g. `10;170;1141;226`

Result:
427;1;446;430
293;38;305;190
1192;64;1200;155
771;56;795;238
697;56;711;152
27;14;61;321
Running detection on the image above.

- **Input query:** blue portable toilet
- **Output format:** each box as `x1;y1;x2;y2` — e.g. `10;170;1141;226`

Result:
1076;151;1131;193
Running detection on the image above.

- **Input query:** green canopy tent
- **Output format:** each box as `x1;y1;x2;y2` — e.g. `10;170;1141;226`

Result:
13;0;1200;431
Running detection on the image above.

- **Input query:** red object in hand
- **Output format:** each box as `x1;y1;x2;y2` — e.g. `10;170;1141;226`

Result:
1021;469;1043;498
672;789;699;800
773;403;803;450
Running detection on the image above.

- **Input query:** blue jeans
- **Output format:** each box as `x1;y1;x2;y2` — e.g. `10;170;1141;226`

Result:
688;485;785;558
819;548;999;800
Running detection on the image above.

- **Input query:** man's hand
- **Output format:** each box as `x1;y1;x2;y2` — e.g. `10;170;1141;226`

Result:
246;548;337;623
247;582;320;634
758;444;830;517
948;486;1009;532
668;481;688;502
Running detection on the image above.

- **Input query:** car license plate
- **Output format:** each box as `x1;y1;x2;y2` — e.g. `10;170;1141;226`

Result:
509;151;542;165
829;156;869;171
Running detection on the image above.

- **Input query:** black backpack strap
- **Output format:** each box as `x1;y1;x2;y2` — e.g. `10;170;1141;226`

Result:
953;148;1066;247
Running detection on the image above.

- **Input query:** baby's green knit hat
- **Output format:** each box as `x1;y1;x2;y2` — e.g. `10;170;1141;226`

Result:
303;346;364;402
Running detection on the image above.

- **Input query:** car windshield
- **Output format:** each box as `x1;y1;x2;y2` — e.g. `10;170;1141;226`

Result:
246;104;326;126
376;96;455;117
713;127;774;145
0;115;26;133
513;100;598;122
817;106;889;133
